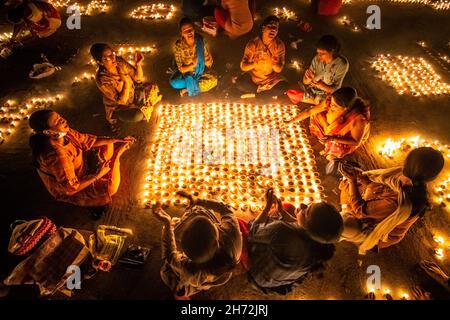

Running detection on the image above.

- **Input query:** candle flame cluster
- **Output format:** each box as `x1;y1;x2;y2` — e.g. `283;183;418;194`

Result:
116;45;155;65
416;41;450;74
343;0;450;10
274;7;297;21
0;32;12;43
48;0;110;15
142;103;323;213
72;72;95;84
434;176;450;208
290;60;303;71
339;16;361;32
0;95;63;144
379;136;450;159
130;4;176;20
433;235;450;259
371;54;450;96
366;286;410;300
379;136;450;208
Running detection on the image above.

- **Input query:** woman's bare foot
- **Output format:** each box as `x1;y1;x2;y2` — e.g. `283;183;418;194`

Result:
412;286;432;300
180;89;188;97
419;260;450;287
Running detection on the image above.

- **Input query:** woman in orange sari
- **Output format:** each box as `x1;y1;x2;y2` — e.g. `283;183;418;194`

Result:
28;110;134;218
285;87;370;160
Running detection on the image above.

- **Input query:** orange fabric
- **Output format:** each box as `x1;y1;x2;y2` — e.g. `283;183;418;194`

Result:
242;37;285;90
340;177;419;249
310;98;369;158
37;128;112;207
95;57;137;121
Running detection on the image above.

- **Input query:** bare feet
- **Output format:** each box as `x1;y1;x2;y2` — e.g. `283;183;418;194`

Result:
412;286;432;300
180;89;188;97
419;260;450;287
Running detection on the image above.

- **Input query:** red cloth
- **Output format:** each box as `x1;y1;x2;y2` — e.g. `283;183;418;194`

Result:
318;0;343;16
287;89;304;104
15;218;57;256
237;218;250;271
214;7;229;29
282;203;297;217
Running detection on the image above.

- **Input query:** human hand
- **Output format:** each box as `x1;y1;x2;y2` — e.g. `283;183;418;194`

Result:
412;286;432;300
97;161;111;178
152;202;172;225
135;51;145;65
338;162;358;180
122;136;136;144
264;188;276;209
176;191;195;206
304;69;315;81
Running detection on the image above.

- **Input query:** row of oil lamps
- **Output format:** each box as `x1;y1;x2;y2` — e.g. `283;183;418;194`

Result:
48;0;110;15
130;4;176;20
372;54;450;96
343;0;450;10
142;103;323;212
0;95;63;143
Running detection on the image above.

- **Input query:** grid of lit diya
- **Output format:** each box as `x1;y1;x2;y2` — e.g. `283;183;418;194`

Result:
274;7;297;21
343;0;450;10
371;54;450;96
365;286;411;300
416;41;450;74
0;95;63;144
49;0;110;15
0;32;12;44
130;4;176;20
379;136;450;159
434;175;450;208
142;103;323;214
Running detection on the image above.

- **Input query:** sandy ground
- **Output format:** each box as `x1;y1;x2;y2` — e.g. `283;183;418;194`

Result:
0;0;450;300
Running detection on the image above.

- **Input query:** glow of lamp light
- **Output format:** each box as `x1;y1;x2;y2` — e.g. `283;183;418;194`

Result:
48;0;110;15
0;94;63;143
274;7;297;20
435;248;444;259
434;236;445;245
371;54;450;96
130;4;176;20
141;103;323;211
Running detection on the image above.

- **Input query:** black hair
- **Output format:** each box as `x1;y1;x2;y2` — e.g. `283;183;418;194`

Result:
403;147;445;217
179;17;194;30
6;3;27;24
261;15;280;30
316;35;341;57
89;43;111;62
28;110;53;168
181;216;218;263
332;87;371;120
303;202;343;244
332;87;357;108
